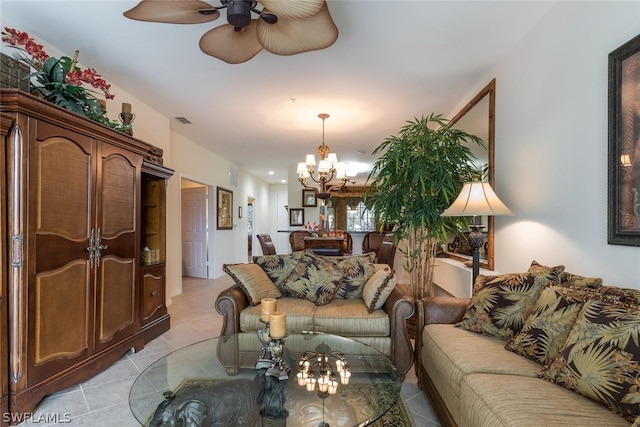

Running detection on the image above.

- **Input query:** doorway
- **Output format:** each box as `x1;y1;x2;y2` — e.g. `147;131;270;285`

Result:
181;179;208;278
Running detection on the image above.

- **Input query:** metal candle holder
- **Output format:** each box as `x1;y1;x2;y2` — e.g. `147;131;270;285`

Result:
296;349;350;398
266;337;289;380
118;112;135;135
256;320;272;370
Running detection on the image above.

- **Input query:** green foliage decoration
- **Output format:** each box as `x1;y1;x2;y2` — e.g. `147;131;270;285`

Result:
364;113;484;298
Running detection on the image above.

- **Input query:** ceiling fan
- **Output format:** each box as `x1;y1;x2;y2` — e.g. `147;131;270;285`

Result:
123;0;339;64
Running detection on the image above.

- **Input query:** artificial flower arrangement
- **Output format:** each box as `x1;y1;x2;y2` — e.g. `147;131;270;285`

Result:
1;27;130;132
304;220;330;237
304;221;322;234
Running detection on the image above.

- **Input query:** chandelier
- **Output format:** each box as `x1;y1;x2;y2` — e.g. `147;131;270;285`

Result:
297;113;350;200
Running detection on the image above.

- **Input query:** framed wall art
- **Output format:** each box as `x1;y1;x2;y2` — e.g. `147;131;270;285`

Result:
302;189;317;207
216;187;233;230
290;208;304;226
608;33;640;246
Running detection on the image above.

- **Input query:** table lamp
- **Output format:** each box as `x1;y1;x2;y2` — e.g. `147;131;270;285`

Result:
441;181;514;283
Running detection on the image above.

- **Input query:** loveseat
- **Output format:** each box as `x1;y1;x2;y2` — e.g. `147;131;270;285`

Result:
416;261;640;426
215;250;415;375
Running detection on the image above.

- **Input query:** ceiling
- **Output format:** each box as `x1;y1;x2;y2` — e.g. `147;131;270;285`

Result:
1;1;554;185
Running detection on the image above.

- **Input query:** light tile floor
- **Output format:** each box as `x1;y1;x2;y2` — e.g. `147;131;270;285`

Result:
16;276;441;426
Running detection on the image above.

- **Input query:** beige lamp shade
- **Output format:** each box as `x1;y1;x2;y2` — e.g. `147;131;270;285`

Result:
441;182;514;217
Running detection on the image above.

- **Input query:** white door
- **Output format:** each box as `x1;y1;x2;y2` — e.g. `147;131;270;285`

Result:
182;186;208;278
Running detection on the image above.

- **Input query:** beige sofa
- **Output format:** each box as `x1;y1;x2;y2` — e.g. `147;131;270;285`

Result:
215;250;415;375
415;262;640;426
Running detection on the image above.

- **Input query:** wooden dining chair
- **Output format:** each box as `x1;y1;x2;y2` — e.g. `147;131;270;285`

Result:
376;234;397;267
257;233;276;255
289;230;313;252
342;232;353;255
362;231;386;255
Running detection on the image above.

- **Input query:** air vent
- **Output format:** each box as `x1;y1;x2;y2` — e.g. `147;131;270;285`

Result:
174;116;192;124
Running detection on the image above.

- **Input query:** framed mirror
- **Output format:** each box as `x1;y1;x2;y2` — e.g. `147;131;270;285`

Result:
445;79;496;270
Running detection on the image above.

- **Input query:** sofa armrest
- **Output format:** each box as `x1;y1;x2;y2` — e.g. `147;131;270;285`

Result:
215;284;250;336
415;296;471;383
421;296;471;325
383;284;415;376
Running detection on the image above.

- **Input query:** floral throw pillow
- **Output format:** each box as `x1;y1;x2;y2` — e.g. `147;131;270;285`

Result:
560;271;603;288
540;298;640;422
253;251;303;287
505;285;592;365
470;260;564;295
279;252;344;306
324;253;376;299
457;271;559;340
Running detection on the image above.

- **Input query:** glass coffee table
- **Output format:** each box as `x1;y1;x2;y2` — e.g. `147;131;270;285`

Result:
129;332;401;426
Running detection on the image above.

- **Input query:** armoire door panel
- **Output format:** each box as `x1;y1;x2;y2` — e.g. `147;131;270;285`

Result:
95;257;135;350
31;262;90;382
34;234;91;273
100;151;137;236
94;145;141;352
30;123;94;384
35;137;92;238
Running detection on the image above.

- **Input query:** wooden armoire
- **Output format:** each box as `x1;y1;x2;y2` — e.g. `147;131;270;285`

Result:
0;89;173;424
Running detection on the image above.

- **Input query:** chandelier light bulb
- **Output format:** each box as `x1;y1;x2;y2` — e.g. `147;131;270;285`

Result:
297;113;348;198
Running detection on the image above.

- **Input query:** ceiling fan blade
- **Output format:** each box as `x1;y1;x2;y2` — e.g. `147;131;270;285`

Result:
124;0;220;24
259;0;324;19
257;3;338;56
199;21;263;64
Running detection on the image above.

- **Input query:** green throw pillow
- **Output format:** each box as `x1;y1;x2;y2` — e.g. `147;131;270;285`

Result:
322;252;376;299
560;271;603;288
279;252;344;306
458;268;562;340
505;285;593;365
253;251;303;287
540;297;640;422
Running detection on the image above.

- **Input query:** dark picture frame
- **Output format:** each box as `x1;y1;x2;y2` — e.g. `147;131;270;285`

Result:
608;33;640;246
216;187;233;230
302;189;317;207
289;208;304;226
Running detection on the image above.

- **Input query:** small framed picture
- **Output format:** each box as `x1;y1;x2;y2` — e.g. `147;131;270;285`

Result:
216;187;233;230
290;208;304;226
302;189;317;207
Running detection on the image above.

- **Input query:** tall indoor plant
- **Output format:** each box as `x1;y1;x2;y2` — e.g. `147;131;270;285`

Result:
364;113;484;300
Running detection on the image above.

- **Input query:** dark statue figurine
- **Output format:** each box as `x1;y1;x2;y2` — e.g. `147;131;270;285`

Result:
148;370;289;427
148;379;261;427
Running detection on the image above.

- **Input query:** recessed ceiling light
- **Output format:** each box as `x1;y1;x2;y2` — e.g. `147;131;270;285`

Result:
268;171;275;175
281;179;287;183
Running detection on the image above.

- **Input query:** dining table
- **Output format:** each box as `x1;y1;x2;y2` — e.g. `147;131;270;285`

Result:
303;236;345;256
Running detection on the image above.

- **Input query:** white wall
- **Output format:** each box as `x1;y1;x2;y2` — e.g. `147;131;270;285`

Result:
166;131;272;298
486;1;640;288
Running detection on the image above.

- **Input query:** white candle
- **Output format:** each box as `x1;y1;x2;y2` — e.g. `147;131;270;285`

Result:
269;311;286;338
296;372;307;386
305;377;316;391
328;380;338;395
340;370;351;385
260;298;277;323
